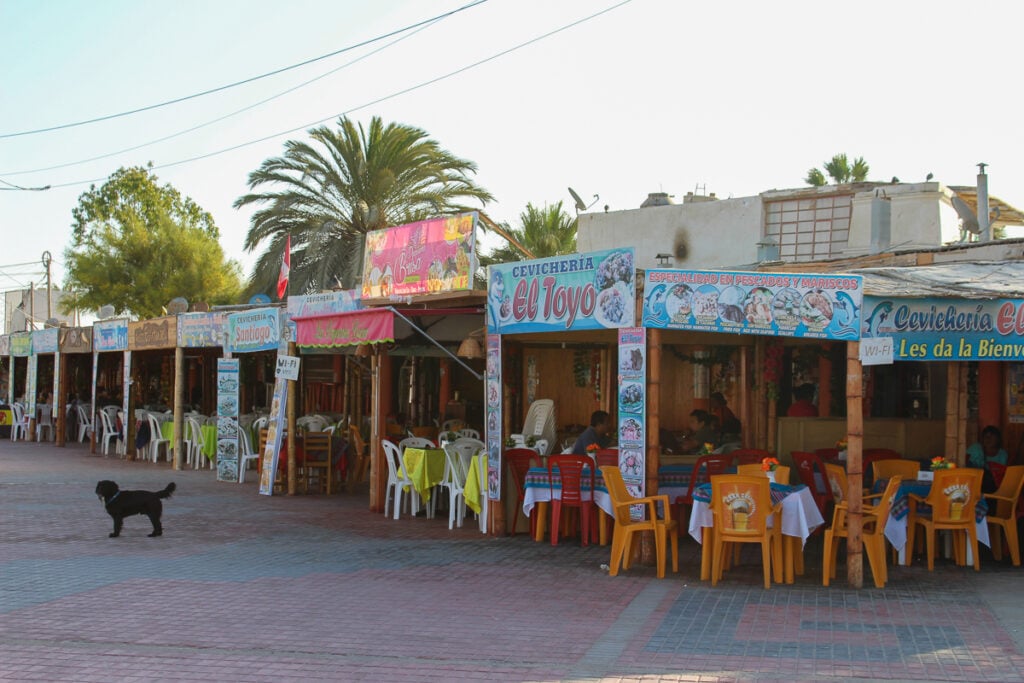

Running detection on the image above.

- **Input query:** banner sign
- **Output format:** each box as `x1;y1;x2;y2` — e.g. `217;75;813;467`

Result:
178;312;227;348
294;309;394;348
642;269;863;340
487;248;636;334
228;308;281;353
258;373;289;496
859;336;894;366
617;327;646;504
215;359;240;483
93;319;128;352
362;212;478;299
287;290;362;317
128;316;177;350
485;333;502;503
59;327;92;354
862;295;1024;361
275;355;300;380
32;328;59;354
11;332;32;357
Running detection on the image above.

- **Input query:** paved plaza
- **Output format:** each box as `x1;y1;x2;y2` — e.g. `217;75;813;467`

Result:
2;440;1024;682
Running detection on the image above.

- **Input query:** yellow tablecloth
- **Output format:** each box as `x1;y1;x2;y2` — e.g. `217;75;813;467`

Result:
161;421;218;459
465;453;488;515
402;447;447;501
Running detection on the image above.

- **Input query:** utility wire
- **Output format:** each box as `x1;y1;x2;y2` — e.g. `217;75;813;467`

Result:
0;12;446;177
0;177;50;191
44;0;633;191
0;0;489;139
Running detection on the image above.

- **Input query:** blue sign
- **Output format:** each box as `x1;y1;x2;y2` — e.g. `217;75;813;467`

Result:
227;308;281;353
642;269;863;341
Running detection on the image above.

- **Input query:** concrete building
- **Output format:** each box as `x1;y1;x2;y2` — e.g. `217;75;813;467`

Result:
3;288;77;334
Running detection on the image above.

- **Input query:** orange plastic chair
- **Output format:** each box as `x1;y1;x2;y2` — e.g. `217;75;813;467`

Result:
505;448;541;536
675;454;732;529
731;448;772;466
907;467;984;571
348;425;370;486
709;474;783;589
736;463;790;485
984;465;1024;565
823;475;902;588
547;454;595;546
872;459;920;483
600;466;678;578
863;448;901;486
792;451;831;518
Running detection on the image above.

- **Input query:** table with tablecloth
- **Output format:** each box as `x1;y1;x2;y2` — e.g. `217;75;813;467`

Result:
873;477;989;564
161;421;217;461
464;453;487;516
402;447;447;502
523;466;613;544
688;481;825;583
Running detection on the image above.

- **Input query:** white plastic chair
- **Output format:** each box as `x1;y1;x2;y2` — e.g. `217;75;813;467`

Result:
382;440;420;520
116;411;127;456
452;437;485;454
398;436;435;451
146;413;170;463
75;404;93;443
10;403;29;441
511;399;556;456
35;404;54;442
297;415;329;432
458;428;481;440
441;444;468;529
98;410;119;455
238;428;259;483
187;416;208;469
440;418;463;432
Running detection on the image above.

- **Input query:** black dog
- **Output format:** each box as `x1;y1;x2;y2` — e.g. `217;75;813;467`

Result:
95;480;176;538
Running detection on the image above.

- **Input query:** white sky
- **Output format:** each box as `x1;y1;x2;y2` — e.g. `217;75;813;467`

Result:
2;0;1023;307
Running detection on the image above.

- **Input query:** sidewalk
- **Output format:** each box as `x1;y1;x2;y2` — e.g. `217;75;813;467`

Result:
1;440;1023;683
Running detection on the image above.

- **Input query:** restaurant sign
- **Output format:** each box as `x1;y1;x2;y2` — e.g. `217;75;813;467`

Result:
59;327;93;354
228;308;281;353
862;295;1024;361
129;316;177;350
11;332;32;357
177;312;227;348
361;212;478;299
287;290;362;317
32;328;59;354
294;309;394;348
93;319;129;352
642;269;863;341
487;248;636;333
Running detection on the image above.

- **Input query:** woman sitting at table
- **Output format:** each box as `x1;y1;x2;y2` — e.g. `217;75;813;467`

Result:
678;410;720;454
967;424;1007;493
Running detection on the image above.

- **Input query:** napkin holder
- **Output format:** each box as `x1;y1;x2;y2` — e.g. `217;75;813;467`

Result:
917;470;934;482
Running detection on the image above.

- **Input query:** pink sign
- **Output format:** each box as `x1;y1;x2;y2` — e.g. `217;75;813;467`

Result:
294;309;395;348
361;212;478;299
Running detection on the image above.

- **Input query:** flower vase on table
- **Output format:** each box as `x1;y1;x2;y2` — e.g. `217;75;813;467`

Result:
761;457;780;483
835;439;848;461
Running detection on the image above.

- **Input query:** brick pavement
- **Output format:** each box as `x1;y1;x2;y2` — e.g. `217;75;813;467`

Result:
2;440;1024;682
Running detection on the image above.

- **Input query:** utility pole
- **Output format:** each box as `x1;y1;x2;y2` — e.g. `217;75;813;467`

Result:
42;251;52;320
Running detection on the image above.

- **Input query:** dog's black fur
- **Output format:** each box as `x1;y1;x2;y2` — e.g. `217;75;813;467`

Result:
95;480;176;537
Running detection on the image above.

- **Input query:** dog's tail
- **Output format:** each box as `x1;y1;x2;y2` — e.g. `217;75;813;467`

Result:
159;482;176;499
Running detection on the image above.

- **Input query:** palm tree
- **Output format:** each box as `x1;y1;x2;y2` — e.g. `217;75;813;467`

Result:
804;153;870;186
235;116;494;295
483;201;577;267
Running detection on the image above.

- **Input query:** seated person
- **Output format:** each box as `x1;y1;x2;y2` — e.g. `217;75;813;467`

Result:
659;427;681;454
678;409;720;454
787;383;818;417
572;410;612;455
710;392;741;436
967;425;1008;493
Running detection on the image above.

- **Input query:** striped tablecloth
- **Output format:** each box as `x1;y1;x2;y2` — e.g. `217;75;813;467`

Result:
523;466;612;516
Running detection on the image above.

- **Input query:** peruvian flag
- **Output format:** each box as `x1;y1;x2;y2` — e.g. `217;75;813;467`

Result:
276;234;291;299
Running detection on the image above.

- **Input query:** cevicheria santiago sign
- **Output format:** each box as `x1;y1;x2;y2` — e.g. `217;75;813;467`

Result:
643;269;863;341
862;295;1024;360
487;249;635;333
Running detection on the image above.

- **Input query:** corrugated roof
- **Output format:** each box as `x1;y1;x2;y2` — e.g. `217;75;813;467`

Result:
853;260;1024;299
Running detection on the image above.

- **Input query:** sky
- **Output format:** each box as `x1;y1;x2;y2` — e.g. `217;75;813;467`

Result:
3;0;1024;318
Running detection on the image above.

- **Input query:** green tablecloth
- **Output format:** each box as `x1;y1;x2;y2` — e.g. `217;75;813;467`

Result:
161;421;218;459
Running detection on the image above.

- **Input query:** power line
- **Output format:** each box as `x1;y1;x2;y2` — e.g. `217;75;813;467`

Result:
0;11;447;177
44;0;633;191
0;177;50;191
0;0;490;140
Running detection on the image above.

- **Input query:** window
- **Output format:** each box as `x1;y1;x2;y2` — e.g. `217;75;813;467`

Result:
764;194;852;261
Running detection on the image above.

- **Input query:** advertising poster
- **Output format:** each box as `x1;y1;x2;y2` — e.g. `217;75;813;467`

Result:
362;212;477;299
643;269;863;341
258;372;289;495
26;355;37;414
862;295;1024;361
32;328;59;354
122;351;131;456
487;248;636;334
617;328;646;502
92;319;129;352
178;312;227;348
485;334;502;502
215;359;240;482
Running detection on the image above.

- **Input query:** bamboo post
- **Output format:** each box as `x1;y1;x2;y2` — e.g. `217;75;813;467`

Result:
845;341;864;588
647;328;661;496
945;362;960;462
370;348;390;513
286;340;297;495
172;346;184;470
56;353;66;447
739;344;751;448
958;363;969;463
753;337;766;450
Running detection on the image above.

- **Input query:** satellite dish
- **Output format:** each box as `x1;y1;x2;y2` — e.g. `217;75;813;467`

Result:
45;317;60;328
951;195;980;234
567;187;600;214
249;293;272;305
166;297;189;315
97;305;115;319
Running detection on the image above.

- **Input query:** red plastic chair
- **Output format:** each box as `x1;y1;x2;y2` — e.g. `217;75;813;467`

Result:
815;448;840;462
731;448;772;466
547;454;596;546
675;454;732;531
505;448;540;535
595;448;619;468
792;451;831;518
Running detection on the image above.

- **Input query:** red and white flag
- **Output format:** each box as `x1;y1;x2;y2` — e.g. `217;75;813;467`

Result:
276;235;291;299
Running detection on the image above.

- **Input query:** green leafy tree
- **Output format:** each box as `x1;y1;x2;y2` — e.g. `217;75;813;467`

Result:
63;165;243;318
804;153;870;186
482;201;577;267
235;116;493;296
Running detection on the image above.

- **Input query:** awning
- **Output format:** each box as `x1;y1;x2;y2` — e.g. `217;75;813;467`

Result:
293;308;394;348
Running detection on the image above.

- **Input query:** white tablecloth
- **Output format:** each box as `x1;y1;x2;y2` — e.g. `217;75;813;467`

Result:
688;485;825;546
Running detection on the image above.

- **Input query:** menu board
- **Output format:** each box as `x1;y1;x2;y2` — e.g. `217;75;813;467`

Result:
617;328;646;504
485;334;502;504
215;359;240;483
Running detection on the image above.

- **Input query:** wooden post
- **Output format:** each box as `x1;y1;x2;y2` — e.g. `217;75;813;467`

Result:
286;340;297;495
370;348;390;512
739;344;751;448
646;328;661;496
753;337;766;450
945;362;960;463
845;341;864;588
958;363;969;461
172;346;184;470
56;353;66;447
